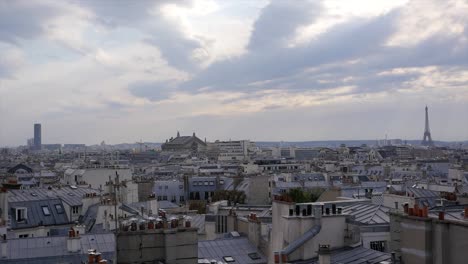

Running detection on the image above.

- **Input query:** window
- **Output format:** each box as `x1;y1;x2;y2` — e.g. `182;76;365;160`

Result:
204;181;209;186
19;234;29;238
216;215;227;233
55;204;64;214
42;206;51;216
248;252;261;260
16;208;27;222
209;181;214;186
223;256;235;262
71;206;79;214
370;241;386;252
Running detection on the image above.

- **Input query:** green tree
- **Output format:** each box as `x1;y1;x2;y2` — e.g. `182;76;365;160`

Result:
287;188;324;203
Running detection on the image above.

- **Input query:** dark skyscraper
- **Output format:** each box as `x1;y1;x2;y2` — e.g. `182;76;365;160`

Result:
34;123;41;150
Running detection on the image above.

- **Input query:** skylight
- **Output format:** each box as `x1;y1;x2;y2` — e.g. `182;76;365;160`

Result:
42;206;51;216
223;256;235;263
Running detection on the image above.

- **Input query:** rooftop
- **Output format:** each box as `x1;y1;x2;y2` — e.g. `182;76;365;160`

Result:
7;186;100;206
198;237;267;264
342;203;390;225
295;246;392;264
2;233;115;263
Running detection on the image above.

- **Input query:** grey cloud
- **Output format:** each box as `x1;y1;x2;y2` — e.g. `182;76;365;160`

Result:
0;1;60;44
129;81;173;101
182;10;398;93
248;1;322;51
178;2;468;101
77;0;202;71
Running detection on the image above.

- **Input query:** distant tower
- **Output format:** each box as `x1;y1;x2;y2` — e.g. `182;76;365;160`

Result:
33;123;42;150
421;106;434;146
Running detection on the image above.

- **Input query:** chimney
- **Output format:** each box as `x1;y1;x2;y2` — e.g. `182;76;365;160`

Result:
403;203;409;214
318;244;331;264
313;203;323;223
465;207;468;219
332;204;336;214
88;249;96;264
67;228;81;252
1;234;7;259
438;211;445;221
307;204;312;216
74;225;86;236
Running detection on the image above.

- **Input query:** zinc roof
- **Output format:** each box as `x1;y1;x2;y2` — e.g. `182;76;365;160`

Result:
342;203;390;225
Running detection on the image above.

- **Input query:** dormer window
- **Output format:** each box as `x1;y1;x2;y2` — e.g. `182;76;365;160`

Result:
16;208;27;222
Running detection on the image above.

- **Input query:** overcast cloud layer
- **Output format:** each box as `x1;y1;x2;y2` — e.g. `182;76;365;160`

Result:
0;0;467;146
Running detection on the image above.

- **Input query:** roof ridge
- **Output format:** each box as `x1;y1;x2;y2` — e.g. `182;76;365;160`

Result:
367;203;384;224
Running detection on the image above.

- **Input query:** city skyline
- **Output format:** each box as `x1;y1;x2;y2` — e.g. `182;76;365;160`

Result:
1;0;468;146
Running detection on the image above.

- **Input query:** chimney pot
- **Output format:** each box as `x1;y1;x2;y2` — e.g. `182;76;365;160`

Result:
438;211;445;221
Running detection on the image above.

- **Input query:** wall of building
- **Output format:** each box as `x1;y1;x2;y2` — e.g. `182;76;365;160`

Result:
383;193;414;212
137;181;155;202
390;212;468;264
431;219;468;264
247;176;270;205
117;228;198;264
271;200;348;263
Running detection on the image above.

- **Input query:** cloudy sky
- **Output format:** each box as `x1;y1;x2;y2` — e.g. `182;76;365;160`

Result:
0;0;467;146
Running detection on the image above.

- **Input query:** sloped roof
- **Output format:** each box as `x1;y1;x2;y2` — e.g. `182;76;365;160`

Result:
8;186;99;206
164;136;206;146
342;203;390;225
406;187;439;198
7;164;33;174
198;237;267;264
9;199;69;229
3;233;115;263
303;246;391;264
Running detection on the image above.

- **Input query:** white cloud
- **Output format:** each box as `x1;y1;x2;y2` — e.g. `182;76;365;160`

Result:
387;0;468;47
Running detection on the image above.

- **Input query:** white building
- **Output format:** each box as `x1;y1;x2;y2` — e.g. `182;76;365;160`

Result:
214;140;255;161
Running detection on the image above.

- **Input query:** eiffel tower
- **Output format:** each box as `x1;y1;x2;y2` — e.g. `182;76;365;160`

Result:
421;106;434;146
